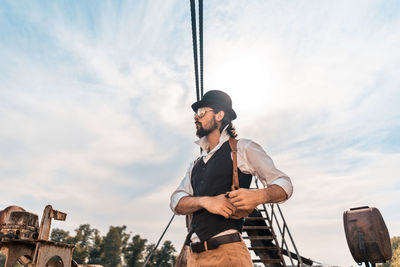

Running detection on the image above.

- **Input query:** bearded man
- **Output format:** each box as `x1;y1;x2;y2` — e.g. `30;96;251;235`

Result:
170;90;293;266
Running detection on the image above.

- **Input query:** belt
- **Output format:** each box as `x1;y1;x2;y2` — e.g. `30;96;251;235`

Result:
190;233;241;253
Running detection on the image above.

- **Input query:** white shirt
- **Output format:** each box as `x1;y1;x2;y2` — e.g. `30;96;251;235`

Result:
169;128;293;242
170;129;293;213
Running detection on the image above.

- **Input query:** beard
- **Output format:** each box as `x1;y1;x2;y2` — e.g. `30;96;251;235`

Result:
196;116;218;138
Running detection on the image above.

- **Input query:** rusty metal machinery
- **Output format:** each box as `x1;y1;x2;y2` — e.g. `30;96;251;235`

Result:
343;206;392;267
0;205;75;267
0;206;39;241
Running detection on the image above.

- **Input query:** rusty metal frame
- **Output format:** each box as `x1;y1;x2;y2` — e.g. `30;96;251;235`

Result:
0;205;74;267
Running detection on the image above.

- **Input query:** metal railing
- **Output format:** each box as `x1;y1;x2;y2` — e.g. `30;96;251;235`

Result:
254;177;306;267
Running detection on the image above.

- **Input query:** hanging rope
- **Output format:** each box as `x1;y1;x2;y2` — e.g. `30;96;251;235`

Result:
190;0;204;100
190;0;200;101
199;0;204;98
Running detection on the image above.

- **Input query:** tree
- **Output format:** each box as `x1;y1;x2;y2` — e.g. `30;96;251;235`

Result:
153;240;176;267
101;226;130;267
0;252;6;267
72;224;96;264
50;224;177;267
145;241;176;267
88;229;104;265
379;236;400;267
51;224;101;264
144;244;156;267
124;234;147;267
51;228;74;244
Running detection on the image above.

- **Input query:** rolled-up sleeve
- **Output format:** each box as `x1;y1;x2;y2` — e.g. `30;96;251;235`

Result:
237;139;293;200
170;161;195;214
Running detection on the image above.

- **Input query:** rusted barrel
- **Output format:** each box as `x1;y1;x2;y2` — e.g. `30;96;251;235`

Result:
343;206;392;264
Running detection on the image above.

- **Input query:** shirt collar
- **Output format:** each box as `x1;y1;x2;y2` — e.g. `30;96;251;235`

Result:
195;125;230;155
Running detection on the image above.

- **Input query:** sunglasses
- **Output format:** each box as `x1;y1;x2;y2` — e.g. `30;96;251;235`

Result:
194;107;214;118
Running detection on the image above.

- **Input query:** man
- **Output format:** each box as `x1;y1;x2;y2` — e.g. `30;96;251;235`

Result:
170;90;293;266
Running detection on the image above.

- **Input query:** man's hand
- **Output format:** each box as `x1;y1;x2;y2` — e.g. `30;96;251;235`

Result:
201;194;237;219
175;185;287;217
228;185;288;212
230;209;254;219
228;188;262;211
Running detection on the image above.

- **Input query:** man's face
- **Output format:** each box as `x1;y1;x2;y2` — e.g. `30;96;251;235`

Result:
194;107;218;138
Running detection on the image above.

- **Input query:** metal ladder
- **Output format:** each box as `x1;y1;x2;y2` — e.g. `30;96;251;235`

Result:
242;178;313;267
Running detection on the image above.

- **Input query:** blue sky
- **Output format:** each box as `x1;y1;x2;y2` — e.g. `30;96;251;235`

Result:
1;1;399;266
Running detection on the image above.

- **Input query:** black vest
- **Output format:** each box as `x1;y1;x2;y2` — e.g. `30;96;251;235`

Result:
189;140;252;242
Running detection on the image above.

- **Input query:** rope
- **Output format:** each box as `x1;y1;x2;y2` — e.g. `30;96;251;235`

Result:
199;0;204;98
190;0;200;101
143;214;175;267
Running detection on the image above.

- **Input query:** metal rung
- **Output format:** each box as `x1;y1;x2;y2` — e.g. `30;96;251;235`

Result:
243;236;273;240
243;226;270;230
252;259;282;263
244;217;265;221
248;246;279;251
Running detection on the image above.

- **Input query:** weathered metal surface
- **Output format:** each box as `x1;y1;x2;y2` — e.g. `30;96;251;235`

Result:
51;210;66;222
344;206;392;264
0;240;35;267
0;206;25;225
0;205;75;267
33;241;74;267
0;206;39;241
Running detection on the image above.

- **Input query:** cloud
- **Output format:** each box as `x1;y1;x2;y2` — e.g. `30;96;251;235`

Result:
1;1;399;266
0;0;196;236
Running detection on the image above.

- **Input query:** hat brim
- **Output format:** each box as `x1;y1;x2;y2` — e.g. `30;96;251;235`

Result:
191;99;237;120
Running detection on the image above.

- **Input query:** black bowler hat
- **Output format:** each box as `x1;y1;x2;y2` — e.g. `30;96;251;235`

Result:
191;90;237;120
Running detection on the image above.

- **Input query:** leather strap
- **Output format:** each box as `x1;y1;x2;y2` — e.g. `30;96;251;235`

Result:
190;233;241;253
228;138;239;191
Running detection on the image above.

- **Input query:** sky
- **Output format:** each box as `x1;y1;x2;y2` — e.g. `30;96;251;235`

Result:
0;0;399;266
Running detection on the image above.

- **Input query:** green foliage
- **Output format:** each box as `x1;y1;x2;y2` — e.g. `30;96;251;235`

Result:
124;234;147;267
144;244;156;266
51;229;74;244
0;252;6;267
145;241;176;267
50;224;176;267
379;236;400;267
51;224;99;264
153;240;176;267
73;224;94;264
101;226;129;267
88;229;104;264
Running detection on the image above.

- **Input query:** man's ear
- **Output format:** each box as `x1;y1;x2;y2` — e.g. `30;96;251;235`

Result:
216;110;225;122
